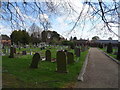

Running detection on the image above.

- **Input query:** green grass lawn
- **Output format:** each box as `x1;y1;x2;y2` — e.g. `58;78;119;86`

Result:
2;48;88;88
99;48;117;59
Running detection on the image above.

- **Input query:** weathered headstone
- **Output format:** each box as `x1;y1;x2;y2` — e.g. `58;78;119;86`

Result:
14;48;16;54
107;43;113;53
6;48;9;55
22;51;26;55
56;51;67;73
30;53;41;68
45;50;51;61
67;52;74;64
9;47;14;58
3;48;6;55
74;48;80;57
117;43;120;60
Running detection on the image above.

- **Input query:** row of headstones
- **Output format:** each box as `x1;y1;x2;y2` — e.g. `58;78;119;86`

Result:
8;46;66;58
9;47;27;58
30;48;81;73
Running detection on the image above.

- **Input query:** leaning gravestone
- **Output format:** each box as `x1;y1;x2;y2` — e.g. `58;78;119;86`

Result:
67;52;74;64
45;50;51;61
9;46;14;58
56;51;67;73
22;51;26;55
30;53;41;68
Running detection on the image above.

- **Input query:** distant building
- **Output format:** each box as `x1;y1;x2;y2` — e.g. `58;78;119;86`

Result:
94;40;118;44
1;35;11;46
74;39;89;46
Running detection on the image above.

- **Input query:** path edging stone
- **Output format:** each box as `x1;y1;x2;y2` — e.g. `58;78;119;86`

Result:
77;48;90;82
99;49;120;64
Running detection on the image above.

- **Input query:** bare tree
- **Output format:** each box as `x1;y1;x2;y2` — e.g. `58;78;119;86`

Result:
0;0;120;38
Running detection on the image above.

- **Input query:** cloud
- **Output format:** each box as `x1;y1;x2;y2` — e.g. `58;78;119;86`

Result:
39;14;49;22
0;24;11;36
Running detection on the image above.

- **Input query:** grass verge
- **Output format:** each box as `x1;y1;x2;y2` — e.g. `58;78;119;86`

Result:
2;50;88;88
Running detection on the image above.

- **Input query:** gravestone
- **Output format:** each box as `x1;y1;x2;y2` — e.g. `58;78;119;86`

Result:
3;48;6;55
107;43;113;53
22;51;26;55
56;51;67;73
14;48;16;54
67;52;74;64
74;48;80;57
9;47;14;58
30;53;41;68
6;48;9;55
117;43;120;60
45;50;51;61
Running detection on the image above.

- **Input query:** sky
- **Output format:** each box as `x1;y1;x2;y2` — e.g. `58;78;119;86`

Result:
0;0;119;40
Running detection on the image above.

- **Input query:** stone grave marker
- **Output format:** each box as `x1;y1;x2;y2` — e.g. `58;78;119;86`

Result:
9;47;14;58
30;53;41;68
56;51;67;73
67;52;74;64
5;48;10;55
74;48;80;57
3;48;6;55
45;50;51;61
14;48;16;54
22;51;26;55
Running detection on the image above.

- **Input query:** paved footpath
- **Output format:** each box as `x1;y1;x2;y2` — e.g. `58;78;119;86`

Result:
75;48;119;88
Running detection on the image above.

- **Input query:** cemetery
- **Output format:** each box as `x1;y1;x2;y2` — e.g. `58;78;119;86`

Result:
1;1;120;89
2;44;88;88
